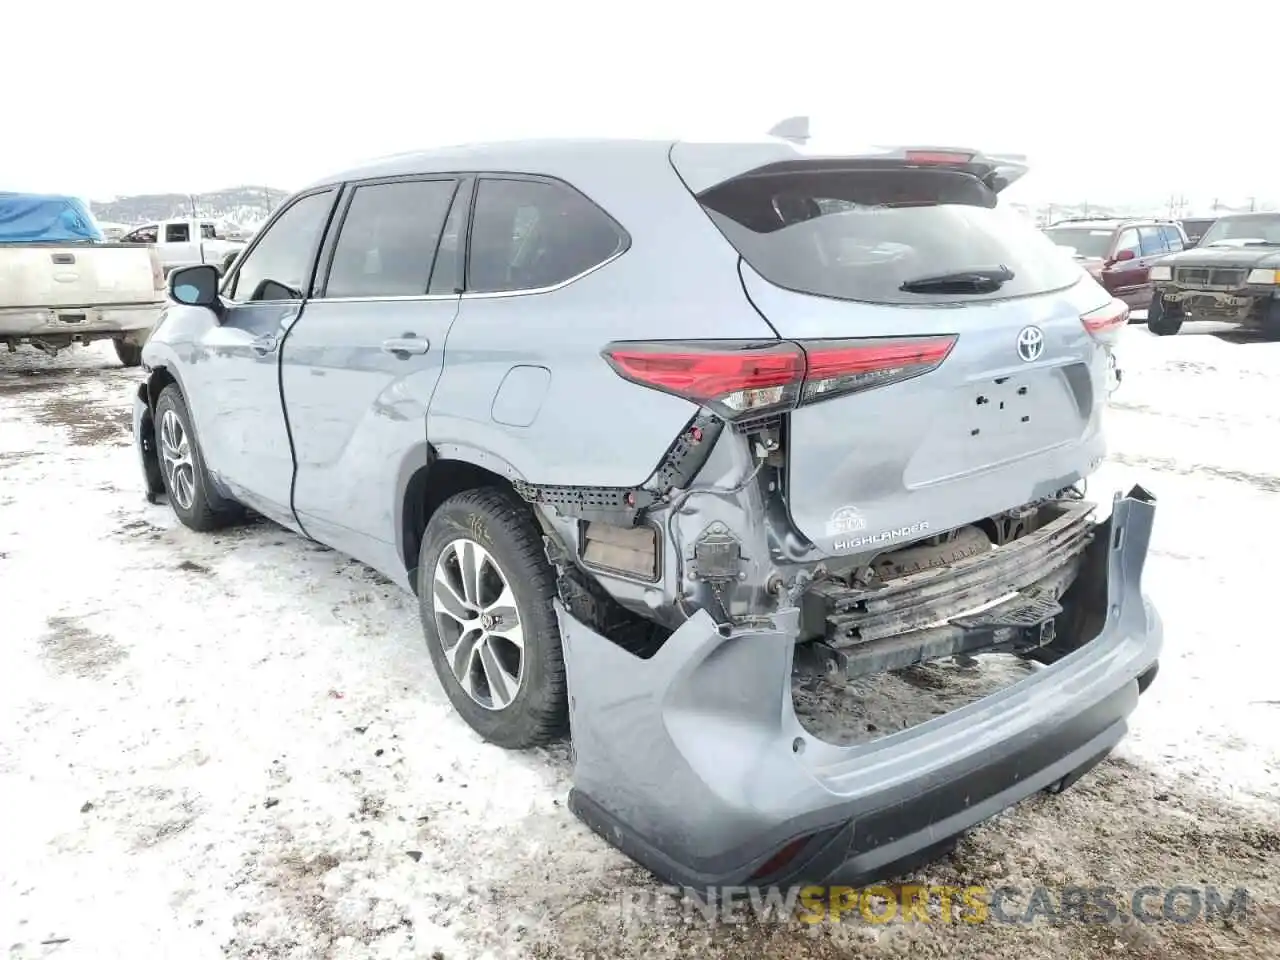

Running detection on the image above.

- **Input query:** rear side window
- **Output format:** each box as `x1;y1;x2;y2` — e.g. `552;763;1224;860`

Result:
165;222;190;242
325;179;458;299
696;166;1082;304
229;190;336;302
1181;219;1214;241
466;178;626;294
428;185;469;296
1138;226;1167;256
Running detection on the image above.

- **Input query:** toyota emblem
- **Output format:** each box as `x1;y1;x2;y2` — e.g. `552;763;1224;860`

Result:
1016;326;1045;363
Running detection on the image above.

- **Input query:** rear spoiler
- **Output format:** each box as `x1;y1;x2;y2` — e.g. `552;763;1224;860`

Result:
858;145;1029;194
672;118;1029;195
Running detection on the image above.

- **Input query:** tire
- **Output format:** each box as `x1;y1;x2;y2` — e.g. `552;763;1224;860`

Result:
417;487;568;749
1260;302;1280;342
113;338;143;367
1147;296;1183;337
871;524;992;580
153;385;241;532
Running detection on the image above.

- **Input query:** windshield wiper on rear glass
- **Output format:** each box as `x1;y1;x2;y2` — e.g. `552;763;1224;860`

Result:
899;265;1015;294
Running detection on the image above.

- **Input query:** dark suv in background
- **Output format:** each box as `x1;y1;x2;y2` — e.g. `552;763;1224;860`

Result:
1178;217;1217;248
1042;218;1188;314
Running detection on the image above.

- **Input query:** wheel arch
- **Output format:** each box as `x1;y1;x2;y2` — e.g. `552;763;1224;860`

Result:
143;360;237;508
398;443;532;596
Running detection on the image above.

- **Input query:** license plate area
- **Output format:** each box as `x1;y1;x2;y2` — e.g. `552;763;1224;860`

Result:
1170;291;1250;308
907;370;1083;486
970;375;1040;436
1181;293;1255;319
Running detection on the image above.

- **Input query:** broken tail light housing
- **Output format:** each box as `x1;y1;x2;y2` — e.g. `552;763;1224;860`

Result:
1081;299;1128;344
602;335;957;422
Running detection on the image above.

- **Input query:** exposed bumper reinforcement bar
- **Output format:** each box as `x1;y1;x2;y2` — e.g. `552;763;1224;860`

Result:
557;486;1162;890
811;498;1095;646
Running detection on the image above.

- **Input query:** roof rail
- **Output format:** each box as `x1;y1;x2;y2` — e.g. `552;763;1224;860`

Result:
1048;216;1126;224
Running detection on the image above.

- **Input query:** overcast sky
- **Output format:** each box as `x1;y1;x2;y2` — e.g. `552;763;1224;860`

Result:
7;1;1276;207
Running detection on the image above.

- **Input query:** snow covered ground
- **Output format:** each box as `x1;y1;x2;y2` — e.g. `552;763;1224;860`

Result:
1;325;1278;960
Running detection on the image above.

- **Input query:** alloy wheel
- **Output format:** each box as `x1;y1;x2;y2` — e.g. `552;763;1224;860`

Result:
159;409;196;511
432;538;525;711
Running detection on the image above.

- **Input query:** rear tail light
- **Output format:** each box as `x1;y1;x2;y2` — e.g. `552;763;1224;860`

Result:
602;335;957;421
801;337;956;403
1081;299;1128;343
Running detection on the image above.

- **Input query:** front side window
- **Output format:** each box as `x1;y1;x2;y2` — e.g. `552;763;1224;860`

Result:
1161;224;1184;251
1114;229;1140;258
200;222;218;240
324;179;458;298
228;190;336;302
466;178;626;294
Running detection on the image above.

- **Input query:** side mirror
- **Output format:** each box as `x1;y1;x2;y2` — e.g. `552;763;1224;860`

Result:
1112;249;1136;262
168;264;221;308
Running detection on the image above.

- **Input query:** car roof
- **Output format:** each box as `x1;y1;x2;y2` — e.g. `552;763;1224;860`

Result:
1211;211;1280;220
305;135;1032;196
305;138;680;190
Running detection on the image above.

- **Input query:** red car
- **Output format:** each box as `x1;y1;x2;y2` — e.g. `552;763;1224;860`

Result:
1042;218;1188;312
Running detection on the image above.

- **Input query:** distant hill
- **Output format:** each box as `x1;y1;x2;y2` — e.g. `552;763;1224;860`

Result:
90;186;289;230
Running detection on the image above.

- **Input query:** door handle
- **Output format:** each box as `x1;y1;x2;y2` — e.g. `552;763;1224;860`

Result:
251;334;278;355
381;337;430;358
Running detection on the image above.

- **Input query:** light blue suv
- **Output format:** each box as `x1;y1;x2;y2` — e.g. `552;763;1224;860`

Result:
133;131;1162;891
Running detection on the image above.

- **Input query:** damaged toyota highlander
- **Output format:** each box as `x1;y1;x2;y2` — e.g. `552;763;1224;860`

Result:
131;128;1162;891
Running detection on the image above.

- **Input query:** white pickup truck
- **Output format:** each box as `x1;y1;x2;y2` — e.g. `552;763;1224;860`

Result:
0;192;167;367
118;217;248;276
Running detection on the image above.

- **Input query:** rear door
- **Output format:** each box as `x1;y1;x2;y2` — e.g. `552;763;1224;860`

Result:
673;152;1119;554
281;174;465;576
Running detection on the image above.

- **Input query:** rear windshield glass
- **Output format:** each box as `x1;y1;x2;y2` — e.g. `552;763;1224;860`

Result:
696;166;1082;304
1198;214;1280;247
1042;226;1114;259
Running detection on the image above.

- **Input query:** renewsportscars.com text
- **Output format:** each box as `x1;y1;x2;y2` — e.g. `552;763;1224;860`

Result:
617;884;1252;926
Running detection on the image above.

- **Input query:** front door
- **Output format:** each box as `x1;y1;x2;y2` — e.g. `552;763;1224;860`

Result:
282;176;467;579
193;187;340;529
1105;226;1145;305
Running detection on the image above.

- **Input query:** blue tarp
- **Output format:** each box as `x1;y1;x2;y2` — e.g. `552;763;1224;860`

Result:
0;192;104;243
